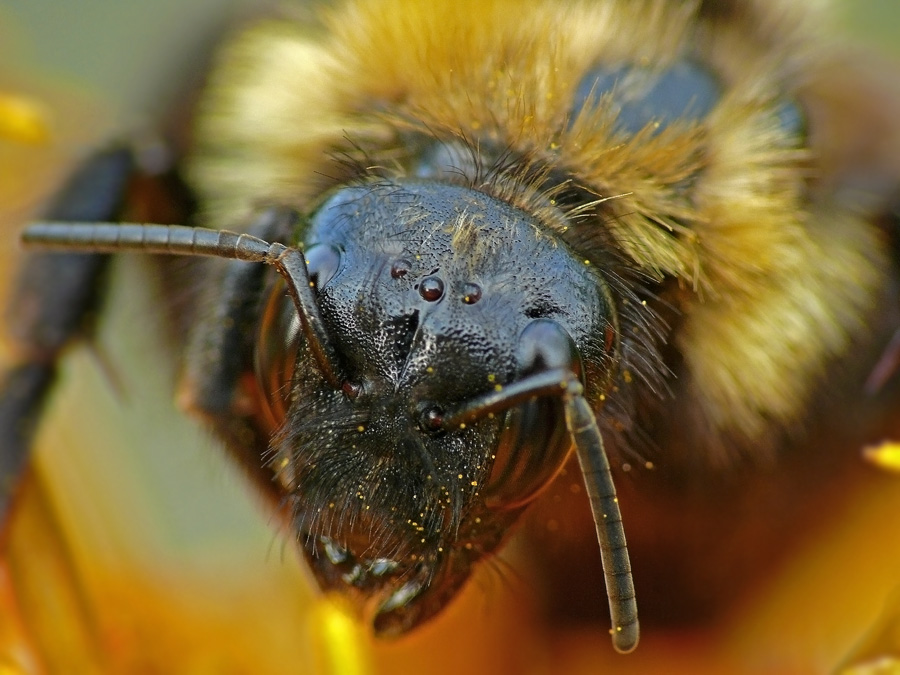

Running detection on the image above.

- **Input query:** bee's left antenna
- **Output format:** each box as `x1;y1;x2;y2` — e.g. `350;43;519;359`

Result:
439;367;639;654
22;219;346;389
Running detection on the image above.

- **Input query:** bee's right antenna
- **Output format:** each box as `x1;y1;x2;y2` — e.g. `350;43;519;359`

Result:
21;218;346;389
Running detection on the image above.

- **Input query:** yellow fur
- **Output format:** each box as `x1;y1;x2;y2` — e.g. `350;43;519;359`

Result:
190;0;889;453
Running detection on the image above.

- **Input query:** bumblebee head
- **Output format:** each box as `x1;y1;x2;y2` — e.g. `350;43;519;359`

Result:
255;179;618;635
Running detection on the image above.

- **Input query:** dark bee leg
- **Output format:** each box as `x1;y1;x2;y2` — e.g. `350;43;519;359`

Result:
0;148;134;520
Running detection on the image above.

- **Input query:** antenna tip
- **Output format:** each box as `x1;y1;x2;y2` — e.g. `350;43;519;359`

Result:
611;621;640;654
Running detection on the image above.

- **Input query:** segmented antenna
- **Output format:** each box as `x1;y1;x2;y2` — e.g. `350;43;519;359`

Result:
22;220;346;389
564;386;639;654
441;368;639;653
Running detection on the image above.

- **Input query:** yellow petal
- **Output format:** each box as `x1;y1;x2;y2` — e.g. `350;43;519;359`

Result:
863;441;900;473
0;93;51;145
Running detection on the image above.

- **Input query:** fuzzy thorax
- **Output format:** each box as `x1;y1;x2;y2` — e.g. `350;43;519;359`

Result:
190;0;888;455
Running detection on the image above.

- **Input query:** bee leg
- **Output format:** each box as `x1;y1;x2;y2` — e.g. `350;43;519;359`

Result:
0;147;135;520
177;208;296;505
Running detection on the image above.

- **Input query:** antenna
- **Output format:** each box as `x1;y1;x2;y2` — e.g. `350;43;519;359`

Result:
22;220;346;389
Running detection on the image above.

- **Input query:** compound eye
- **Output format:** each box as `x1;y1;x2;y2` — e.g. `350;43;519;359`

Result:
254;278;302;431
484;320;582;509
305;243;342;290
483;400;571;510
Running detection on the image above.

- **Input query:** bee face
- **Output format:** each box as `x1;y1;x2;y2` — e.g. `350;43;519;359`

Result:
261;179;612;633
3;0;900;667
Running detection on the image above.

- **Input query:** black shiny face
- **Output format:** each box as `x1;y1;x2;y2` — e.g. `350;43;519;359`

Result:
259;180;613;634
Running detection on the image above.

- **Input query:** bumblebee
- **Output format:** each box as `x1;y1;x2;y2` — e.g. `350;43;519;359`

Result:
2;0;900;670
